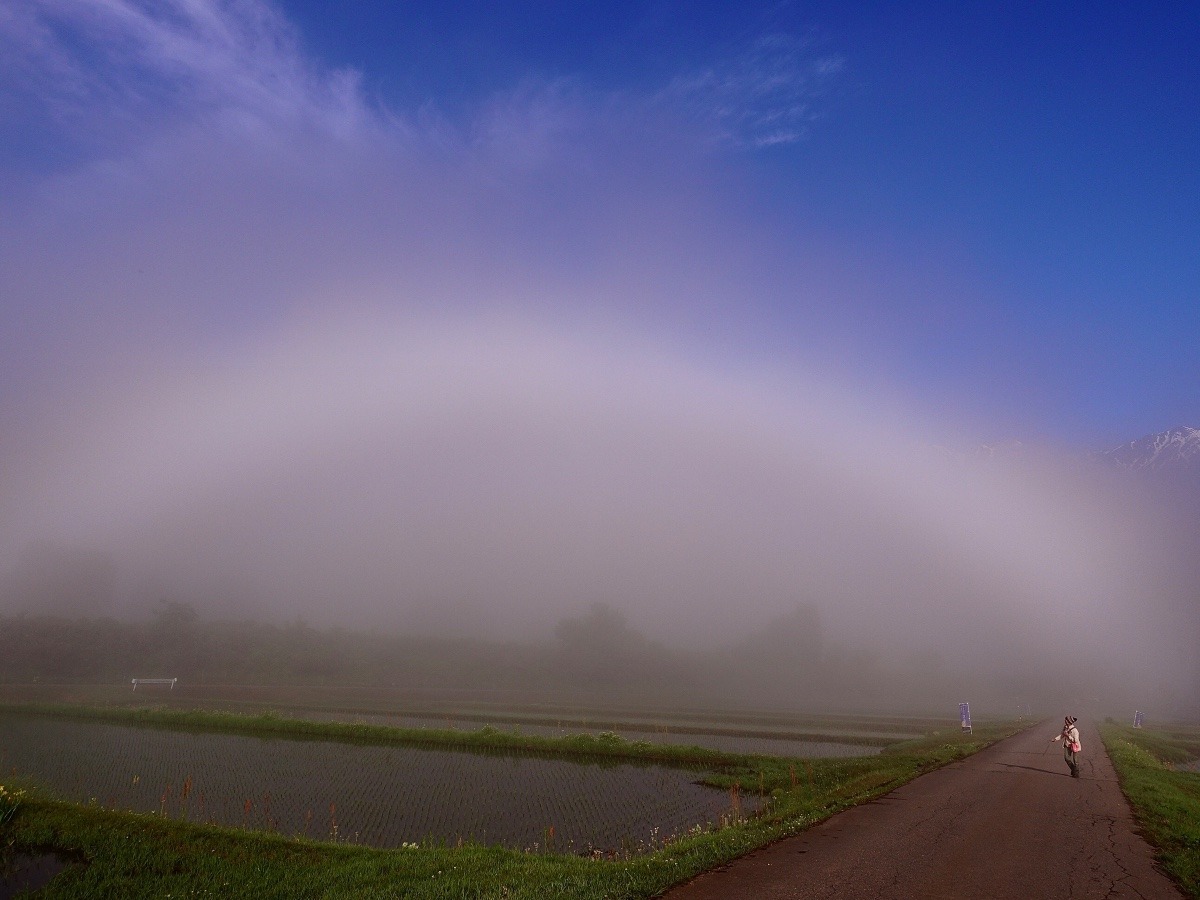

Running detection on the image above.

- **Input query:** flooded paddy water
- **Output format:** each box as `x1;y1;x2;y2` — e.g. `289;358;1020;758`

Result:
0;682;903;757
287;710;885;758
0;714;759;852
0;683;920;758
0;851;76;900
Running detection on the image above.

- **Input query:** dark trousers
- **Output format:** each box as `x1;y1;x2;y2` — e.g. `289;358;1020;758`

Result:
1064;744;1079;776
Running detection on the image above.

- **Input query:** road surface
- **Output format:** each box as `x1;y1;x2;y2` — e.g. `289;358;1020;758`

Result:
663;720;1181;899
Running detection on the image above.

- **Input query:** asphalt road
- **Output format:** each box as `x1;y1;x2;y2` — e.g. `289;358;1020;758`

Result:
662;720;1182;899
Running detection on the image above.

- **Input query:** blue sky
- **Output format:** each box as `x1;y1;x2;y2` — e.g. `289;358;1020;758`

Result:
301;0;1200;446
3;2;1200;690
276;0;1195;439
1;0;1197;447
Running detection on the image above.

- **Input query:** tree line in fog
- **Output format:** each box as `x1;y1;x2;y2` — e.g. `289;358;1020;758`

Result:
0;601;902;710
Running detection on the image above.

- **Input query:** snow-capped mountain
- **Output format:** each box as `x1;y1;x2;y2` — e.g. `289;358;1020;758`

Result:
969;438;1028;461
1090;426;1200;473
967;426;1200;476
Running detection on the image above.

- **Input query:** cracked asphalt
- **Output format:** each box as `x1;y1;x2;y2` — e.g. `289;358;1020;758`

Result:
661;721;1182;899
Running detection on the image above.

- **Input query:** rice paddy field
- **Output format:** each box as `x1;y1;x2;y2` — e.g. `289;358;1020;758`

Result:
287;713;887;758
0;684;1030;898
0;681;922;757
0;683;964;854
0;713;758;851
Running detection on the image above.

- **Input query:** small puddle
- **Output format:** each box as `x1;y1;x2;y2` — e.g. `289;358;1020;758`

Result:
0;851;75;899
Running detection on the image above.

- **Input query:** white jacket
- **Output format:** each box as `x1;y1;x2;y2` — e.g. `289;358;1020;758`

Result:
1055;724;1080;749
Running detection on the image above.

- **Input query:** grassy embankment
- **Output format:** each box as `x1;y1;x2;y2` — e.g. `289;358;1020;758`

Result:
1100;722;1200;898
0;700;900;754
1;705;1024;899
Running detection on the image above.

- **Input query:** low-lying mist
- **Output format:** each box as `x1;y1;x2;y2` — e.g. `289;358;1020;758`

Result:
1;0;1196;719
1;313;1195;716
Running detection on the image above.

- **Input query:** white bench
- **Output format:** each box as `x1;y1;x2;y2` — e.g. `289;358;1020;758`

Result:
131;678;178;691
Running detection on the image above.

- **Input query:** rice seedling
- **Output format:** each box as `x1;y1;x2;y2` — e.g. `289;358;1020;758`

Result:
0;783;25;825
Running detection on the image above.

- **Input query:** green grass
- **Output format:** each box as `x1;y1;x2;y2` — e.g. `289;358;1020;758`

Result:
1100;723;1200;898
0;701;897;770
0;710;1024;898
0;703;758;770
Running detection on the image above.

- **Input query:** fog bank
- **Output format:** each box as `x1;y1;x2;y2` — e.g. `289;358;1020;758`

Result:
2;313;1195;715
1;0;1196;716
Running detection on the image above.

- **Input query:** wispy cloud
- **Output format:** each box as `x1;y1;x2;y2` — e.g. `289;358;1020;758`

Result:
656;32;845;148
0;3;1196;713
0;0;372;154
2;1;844;166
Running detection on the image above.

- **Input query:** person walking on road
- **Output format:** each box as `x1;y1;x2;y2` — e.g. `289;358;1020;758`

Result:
1051;715;1082;777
